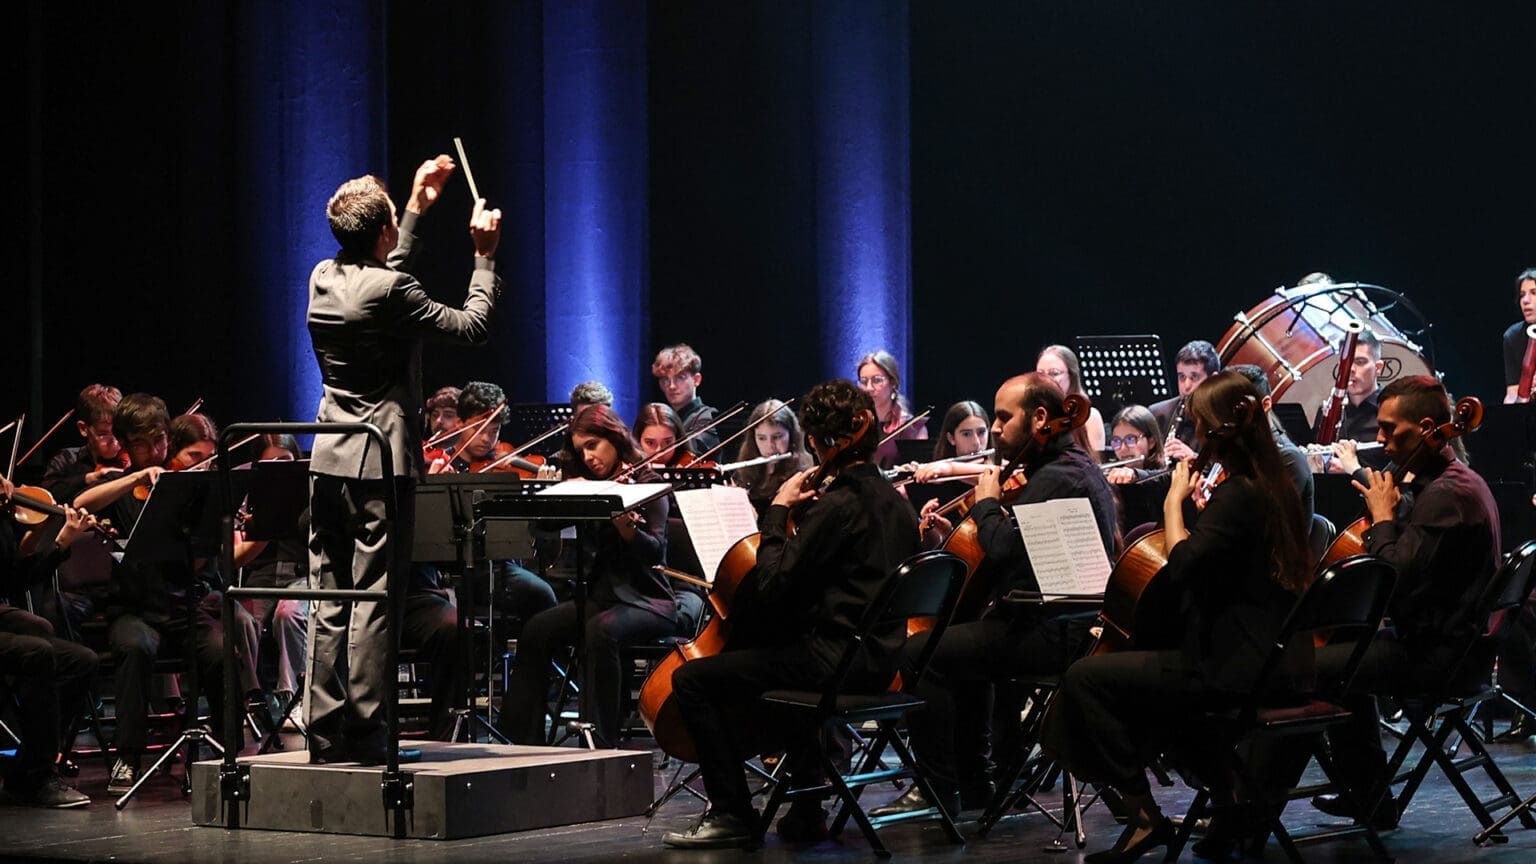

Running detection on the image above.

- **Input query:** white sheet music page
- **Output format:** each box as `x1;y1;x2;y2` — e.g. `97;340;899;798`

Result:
672;485;760;584
534;480;672;510
1011;498;1112;597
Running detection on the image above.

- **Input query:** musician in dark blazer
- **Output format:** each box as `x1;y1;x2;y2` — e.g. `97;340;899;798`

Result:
1042;371;1313;864
305;156;502;763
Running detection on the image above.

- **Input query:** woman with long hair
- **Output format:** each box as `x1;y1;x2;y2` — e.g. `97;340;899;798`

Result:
1042;371;1313;862
1104;405;1166;484
1036;344;1106;455
499;404;683;747
632;402;690;467
730;399;811;515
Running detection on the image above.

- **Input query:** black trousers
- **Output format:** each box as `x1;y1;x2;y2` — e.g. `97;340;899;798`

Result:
671;638;886;818
400;589;459;740
1496;605;1536;712
0;607;97;786
107;591;259;753
500;598;678;746
901;611;1094;791
307;474;414;756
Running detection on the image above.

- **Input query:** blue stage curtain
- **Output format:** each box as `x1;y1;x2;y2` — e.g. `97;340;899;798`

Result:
812;0;912;386
542;0;650;422
235;0;389;423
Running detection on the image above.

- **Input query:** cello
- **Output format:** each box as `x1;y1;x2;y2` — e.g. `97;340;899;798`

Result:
1317;396;1484;569
637;409;874;763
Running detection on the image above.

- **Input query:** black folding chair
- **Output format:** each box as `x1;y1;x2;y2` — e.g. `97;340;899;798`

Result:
1166;553;1398;863
1381;540;1536;844
756;550;969;858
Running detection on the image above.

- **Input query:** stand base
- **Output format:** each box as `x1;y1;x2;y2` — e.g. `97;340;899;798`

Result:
189;741;653;839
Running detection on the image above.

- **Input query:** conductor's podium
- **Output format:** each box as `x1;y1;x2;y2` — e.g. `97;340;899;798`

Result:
190;742;653;839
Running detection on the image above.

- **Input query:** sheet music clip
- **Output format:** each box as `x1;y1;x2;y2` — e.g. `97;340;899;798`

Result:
1073;334;1171;419
124;469;248;564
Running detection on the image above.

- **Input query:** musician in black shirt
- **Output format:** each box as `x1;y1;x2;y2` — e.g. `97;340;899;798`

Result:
1503;267;1536;404
662;380;920;850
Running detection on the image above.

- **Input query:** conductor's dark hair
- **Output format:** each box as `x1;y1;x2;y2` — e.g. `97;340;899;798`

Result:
326;175;392;257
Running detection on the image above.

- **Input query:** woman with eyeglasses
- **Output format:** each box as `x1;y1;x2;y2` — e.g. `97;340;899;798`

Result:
857;350;927;469
1105;405;1166;484
1036;345;1106;456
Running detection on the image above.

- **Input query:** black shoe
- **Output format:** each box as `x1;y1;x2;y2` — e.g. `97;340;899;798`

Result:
775;801;828;843
1493;713;1536;743
960;779;997;811
1191;805;1266;860
20;775;91;809
1310;792;1398;829
1084;817;1174;864
662;810;762;849
869;785;960;819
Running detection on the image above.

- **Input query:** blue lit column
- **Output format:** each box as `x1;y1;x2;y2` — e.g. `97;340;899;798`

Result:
237;0;388;422
542;0;650;422
812;0;912;384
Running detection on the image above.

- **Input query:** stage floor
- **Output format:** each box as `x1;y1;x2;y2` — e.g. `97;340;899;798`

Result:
4;730;1536;863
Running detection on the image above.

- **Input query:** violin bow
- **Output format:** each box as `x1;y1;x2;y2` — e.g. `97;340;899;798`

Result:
14;408;75;469
690;397;798;463
423;400;506;451
877;405;933;447
6;413;24;479
619;401;748;480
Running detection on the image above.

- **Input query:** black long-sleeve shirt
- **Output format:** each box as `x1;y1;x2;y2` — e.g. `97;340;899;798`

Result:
753;462;919;669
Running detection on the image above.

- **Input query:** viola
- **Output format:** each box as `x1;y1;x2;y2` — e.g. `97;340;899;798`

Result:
922;394;1092;628
638;408;876;763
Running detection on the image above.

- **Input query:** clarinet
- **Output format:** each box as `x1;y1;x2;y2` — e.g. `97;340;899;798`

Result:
1165;397;1186;461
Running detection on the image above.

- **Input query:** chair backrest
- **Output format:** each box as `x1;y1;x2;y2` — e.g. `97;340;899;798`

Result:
825;550;968;700
1252;553;1396;699
1487;540;1536;627
1308;513;1337;563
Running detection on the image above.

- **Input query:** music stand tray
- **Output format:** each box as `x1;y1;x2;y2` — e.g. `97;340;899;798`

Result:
415;473;540;564
1074;335;1171;417
125;470;247;563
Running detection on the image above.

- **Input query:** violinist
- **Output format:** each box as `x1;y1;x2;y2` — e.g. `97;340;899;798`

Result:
1041;371;1313;863
653;344;719;453
72;394;262;792
424;386;463;453
1104;405;1165;484
1503;268;1536;404
499;404;683;749
728;399;812;515
875;373;1117;820
632;402;691;467
1148;339;1220;463
1309;375;1502;827
0;476;99;807
435;381;510;473
305;157;501;765
662;380;920;850
167;412;219;469
42;384;129;504
1037;345;1107;454
858;349;927;470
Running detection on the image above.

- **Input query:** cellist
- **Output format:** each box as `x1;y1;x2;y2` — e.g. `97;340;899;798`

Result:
661;380;919;850
874;373;1117;820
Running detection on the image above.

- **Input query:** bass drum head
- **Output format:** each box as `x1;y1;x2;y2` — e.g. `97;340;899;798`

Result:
1273;336;1434;420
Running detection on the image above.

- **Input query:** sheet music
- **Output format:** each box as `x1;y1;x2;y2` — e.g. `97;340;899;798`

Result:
534;480;672;511
1011;498;1112;597
672;486;759;584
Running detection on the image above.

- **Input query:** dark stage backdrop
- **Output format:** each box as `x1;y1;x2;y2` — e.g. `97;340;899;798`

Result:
12;1;1535;457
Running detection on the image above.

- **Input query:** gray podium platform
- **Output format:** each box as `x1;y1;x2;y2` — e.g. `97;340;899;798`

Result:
190;741;653;840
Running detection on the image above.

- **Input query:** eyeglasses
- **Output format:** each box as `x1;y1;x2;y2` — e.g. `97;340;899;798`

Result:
1109;434;1145;448
857;376;889;387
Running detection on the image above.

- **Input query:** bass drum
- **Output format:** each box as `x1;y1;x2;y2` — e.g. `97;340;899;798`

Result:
1216;284;1434;420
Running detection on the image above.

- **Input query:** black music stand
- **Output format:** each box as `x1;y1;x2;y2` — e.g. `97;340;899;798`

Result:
115;470;244;807
650;465;723;491
1073;335;1171;418
414;473;540;743
473;481;673;745
507;403;576;456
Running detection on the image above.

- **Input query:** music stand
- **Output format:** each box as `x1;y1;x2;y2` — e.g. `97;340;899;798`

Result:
241;459;309;542
474;481;673;744
1073;335;1171;419
650;465;723;491
507;403;576;455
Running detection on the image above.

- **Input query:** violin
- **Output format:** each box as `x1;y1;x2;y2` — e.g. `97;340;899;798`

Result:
922;394;1092;627
3;483;117;540
453;440;549;477
1318;396;1484;570
638;408;876;763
